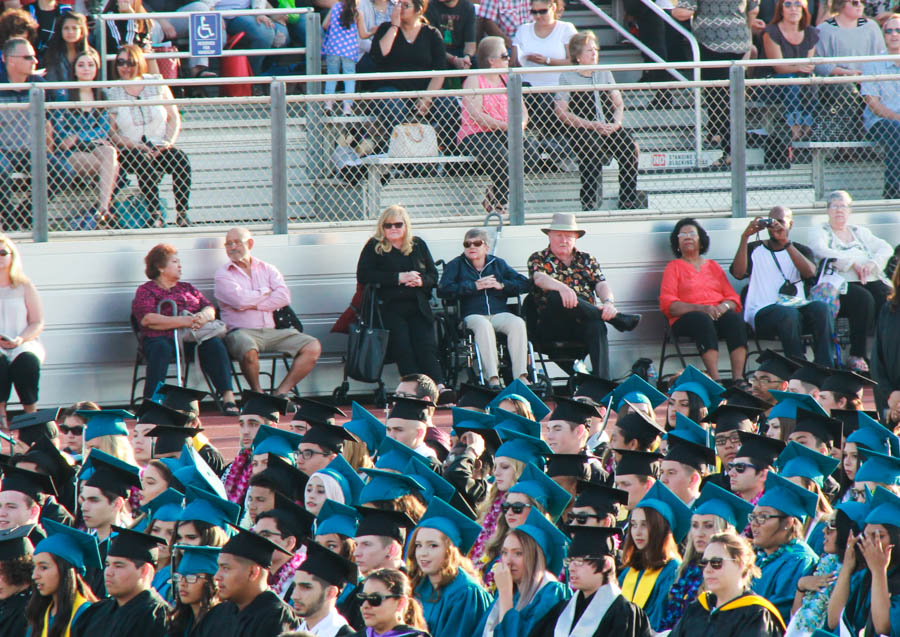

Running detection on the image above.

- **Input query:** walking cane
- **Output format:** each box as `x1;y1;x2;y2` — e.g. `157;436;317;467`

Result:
157;299;183;387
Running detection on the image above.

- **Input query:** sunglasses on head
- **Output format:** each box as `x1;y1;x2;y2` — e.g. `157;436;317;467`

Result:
726;461;759;474
463;239;485;248
357;593;401;607
116;58;136;67
59;425;84;435
567;512;601;525
501;501;532;514
530;7;549;14
382;221;404;229
698;557;735;570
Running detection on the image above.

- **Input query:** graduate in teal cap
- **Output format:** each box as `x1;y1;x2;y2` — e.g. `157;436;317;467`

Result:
135;487;184;603
474;508;571;637
775;441;840;554
305;453;366;516
666;365;726;430
603;374;667;419
168;545;235;637
618;481;690;631
854;446;900;495
506;462;572;523
749;472;820;622
445;407;499;509
251;424;303;465
488;379;551;422
407;498;492;637
344;402;387;461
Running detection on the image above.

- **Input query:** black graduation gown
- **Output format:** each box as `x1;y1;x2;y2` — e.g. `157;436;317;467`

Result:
337;582;365;633
24;524;46;548
527;590;652;637
199;443;226;477
40;496;74;527
442;449;489;509
350;625;429;637
85;536;109;599
186;601;238;637
700;471;733;493
668;594;784;637
0;589;30;637
233;590;298;637
71;588;168;637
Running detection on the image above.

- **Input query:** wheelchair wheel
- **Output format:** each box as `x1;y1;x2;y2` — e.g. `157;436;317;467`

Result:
332;381;349;405
532;372;553;399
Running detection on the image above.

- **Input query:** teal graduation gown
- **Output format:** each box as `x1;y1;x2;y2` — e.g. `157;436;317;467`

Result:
475;580;571;637
617;558;680;632
842;567;900;637
152;564;174;605
751;539;819;623
807;520;826;556
417;569;492;637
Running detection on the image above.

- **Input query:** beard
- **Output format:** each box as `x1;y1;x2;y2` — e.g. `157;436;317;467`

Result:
298;588;327;619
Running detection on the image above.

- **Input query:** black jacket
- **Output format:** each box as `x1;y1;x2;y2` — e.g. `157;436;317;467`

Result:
438;253;531;317
668;592;785;637
356;236;438;318
351;625;430;637
232;590;298;636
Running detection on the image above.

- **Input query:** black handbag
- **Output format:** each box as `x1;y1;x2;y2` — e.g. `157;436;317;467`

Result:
273;305;304;332
346;287;390;383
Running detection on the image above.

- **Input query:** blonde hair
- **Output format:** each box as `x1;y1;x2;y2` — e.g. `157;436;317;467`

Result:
342;438;374;471
0;234;28;287
678;515;729;579
707;531;761;585
406;527;479;598
373;206;413;256
86;434;138;466
506;529;551;610
569;30;599;63
478;457;526;522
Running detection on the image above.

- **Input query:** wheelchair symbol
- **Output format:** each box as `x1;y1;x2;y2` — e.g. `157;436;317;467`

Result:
196;16;215;39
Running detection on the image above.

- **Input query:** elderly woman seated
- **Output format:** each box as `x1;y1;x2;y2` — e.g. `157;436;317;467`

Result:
438;228;531;387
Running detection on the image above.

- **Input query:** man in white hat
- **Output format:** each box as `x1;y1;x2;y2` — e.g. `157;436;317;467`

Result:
527;213;639;378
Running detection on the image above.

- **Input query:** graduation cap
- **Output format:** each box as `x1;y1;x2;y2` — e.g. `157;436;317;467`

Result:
821;369;876;396
34;519;102;574
665;438;717;471
547;397;601;426
344;402;386;454
754;350;801;382
669;413;714;448
515;507;571;574
78;409;132;442
137;400;193;428
692;481;754;531
415;497;483;555
565;526;622;558
508;462;572;522
241;391;290;423
757;472;818;522
141;488;184;523
173;544;220;576
613;449;663;477
789;359;829;388
157;384;208;418
297;538;358;588
292;398;346;427
354;506;416;543
174;445;227;500
855;447;900;486
254;454;309;501
775;441;840;488
570;373;619;404
358;468;425;504
251;425;303;461
21;436;76;487
792;408;843;447
0;524;34;561
634;480;694;543
846;412;900;456
373;436;420;473
491;408;542;439
719;385;773;412
267;491;316;541
387;397;432;423
403;456;454;502
0;463;56;500
451;408;501;454
315;499;359;538
314;455;365;505
494;427;552;467
829;408;876;438
835;492;872;534
864;486;900;527
573;481;628;515
613;409;665;444
148;424;204;458
703;403;763;434
668;365;726;408
179;485;241;529
8;408;61;445
487;379;551;421
766;390;829;420
108;525;165;564
545;454;594;481
80;450;141;498
601;374;666;411
456;383;500;411
221;525;292;569
734;431;786;468
300;422;358;455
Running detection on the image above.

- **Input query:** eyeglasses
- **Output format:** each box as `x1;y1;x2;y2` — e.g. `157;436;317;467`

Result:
172;574;202;584
463;240;485;248
357;593;401;607
748;512;787;525
726;462;759;474
567;512;601;525
782;1;804;6
562;557;592;567
885;27;900;33
501;501;532;514
382;221;404;229
493;53;511;60
677;231;699;238
749;374;781;385
715;433;741;447
224;239;248;247
115;58;136;67
59;425;84;435
0;250;9;257
298;448;331;459
824;521;837;533
848;0;862;5
11;54;37;61
530;8;550;14
850;487;867;501
698;557;736;570
255;530;283;540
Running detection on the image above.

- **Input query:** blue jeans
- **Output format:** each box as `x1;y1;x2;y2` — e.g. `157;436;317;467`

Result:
371;87;460;152
753;301;834;366
142;335;233;399
773;74;815;127
325;55;356;96
868;118;900;198
225;15;290;75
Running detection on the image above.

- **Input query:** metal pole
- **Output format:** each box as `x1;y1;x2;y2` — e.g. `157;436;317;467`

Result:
304;12;329;217
29;88;49;242
305;12;322;93
271;81;288;233
507;73;525;225
97;16;107;82
729;65;747;218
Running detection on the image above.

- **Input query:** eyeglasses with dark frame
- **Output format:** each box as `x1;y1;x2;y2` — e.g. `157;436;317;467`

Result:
698;557;737;570
530;7;550;14
382;221;404;229
298;448;331;459
172;573;203;584
748;512;787;525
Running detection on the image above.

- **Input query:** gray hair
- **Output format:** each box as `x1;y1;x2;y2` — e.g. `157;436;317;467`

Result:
826;190;852;209
477;36;507;69
464;227;490;245
2;38;30;59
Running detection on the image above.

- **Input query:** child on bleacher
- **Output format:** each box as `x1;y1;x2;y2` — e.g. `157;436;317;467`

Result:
322;0;362;116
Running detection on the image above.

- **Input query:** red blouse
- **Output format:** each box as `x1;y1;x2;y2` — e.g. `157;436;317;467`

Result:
659;258;741;325
132;280;212;339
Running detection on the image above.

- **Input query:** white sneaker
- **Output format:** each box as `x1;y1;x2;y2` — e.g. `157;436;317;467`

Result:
342;101;353;116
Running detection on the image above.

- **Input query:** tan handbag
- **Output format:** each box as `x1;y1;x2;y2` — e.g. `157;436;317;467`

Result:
387;122;439;158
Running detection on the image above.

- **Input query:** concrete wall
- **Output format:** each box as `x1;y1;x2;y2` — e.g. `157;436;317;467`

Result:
17;210;900;408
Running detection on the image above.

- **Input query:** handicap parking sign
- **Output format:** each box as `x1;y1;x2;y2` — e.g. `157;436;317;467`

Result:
190;12;222;57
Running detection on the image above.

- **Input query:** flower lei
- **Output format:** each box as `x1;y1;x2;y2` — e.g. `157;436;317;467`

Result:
224;448;253;503
270;546;306;595
128;485;142;514
755;537;798;570
658;561;704;631
470;492;505;564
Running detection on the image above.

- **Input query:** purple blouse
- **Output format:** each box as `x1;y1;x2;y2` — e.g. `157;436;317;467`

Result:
132;280;212;339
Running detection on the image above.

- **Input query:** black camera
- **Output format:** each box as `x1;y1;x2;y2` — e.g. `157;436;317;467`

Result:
757;218;775;228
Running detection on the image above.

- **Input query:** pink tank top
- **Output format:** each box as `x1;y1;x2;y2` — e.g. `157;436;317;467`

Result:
457;74;510;142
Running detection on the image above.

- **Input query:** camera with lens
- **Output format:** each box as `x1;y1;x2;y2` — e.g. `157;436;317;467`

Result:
757;218;775;229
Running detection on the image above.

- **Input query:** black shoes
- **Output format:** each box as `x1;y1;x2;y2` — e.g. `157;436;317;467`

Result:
609;313;641;332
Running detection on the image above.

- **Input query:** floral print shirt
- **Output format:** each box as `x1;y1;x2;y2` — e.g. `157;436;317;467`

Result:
527;247;606;308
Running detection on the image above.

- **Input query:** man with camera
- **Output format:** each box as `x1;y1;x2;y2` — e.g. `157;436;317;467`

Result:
730;206;835;366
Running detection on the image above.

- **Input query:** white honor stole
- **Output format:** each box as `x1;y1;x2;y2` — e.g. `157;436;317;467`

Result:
554;581;621;637
300;607;351;637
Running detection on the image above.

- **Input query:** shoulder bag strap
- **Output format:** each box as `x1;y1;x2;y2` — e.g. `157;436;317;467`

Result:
768;245;798;284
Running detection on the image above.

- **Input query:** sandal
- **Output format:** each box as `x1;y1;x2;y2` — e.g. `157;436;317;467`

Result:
221;401;239;417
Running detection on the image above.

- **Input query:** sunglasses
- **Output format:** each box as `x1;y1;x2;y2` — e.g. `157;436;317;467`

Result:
59;425;84;435
530;7;549;14
567;512;601;525
382;221;404;229
116;58;136;67
726;462;759;474
885;27;900;33
463;240;485;248
501;501;532;514
357;593;401;607
0;250;9;257
698;557;735;570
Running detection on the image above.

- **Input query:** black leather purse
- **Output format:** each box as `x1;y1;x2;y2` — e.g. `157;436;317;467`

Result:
273;305;304;332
